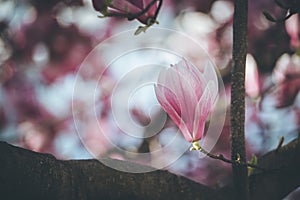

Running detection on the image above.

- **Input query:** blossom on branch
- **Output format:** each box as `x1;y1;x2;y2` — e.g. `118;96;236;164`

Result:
92;0;162;34
155;59;218;143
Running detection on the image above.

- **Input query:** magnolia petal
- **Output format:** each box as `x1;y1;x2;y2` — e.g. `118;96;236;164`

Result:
182;59;205;85
156;65;198;139
155;84;181;117
110;0;142;14
127;0;143;9
155;59;219;143
170;61;202;106
92;0;158;25
164;67;199;133
179;120;194;143
142;0;158;16
155;84;181;126
245;54;260;98
165;67;199;107
203;62;218;100
173;60;206;99
192;81;216;141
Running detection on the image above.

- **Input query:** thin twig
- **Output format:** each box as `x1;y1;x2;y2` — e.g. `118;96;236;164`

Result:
191;142;266;172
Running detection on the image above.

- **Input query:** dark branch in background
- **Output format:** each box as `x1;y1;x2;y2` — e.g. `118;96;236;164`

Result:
263;11;294;23
230;0;248;199
1;138;300;200
249;136;300;200
263;0;300;22
0;141;223;200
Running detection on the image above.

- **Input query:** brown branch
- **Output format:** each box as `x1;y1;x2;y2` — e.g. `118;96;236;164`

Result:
230;0;249;199
0;138;300;200
0;141;226;200
249;137;300;199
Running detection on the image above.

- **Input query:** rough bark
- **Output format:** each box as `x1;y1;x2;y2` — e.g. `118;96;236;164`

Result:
230;0;248;199
249;137;300;200
0;138;299;200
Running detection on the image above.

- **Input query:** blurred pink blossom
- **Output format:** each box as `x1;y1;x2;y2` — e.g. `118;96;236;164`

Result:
18;120;55;153
155;59;218;143
285;14;300;48
273;54;300;83
92;0;159;25
274;78;300;108
272;54;300;107
83;118;112;157
245;54;261;98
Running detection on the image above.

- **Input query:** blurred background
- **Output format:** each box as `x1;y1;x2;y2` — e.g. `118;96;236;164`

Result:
0;0;299;198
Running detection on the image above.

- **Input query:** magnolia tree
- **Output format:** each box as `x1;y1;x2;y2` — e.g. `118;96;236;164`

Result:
0;0;300;199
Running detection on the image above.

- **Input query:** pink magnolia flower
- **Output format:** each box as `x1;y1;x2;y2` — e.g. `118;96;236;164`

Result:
92;0;160;25
245;54;261;98
272;53;300;107
273;53;300;83
155;59;218;143
285;14;300;48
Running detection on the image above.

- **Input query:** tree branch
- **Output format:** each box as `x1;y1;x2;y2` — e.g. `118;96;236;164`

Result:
0;141;225;200
1;138;300;200
249;137;300;200
230;0;248;199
